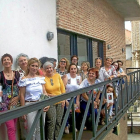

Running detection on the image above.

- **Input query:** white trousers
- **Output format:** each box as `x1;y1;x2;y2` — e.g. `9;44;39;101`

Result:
25;102;40;140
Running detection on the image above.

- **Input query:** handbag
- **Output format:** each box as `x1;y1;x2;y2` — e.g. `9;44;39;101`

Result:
8;72;20;110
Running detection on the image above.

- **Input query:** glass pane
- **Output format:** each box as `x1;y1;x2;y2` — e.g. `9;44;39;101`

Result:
77;37;87;66
57;33;70;62
92;41;98;67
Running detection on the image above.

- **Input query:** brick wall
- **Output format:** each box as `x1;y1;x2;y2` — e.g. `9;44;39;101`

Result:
57;0;126;68
104;114;127;140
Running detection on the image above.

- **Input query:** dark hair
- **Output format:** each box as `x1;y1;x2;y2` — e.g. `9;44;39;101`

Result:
88;68;99;79
67;63;78;73
112;61;120;72
1;53;13;64
117;60;123;66
106;85;117;99
71;55;79;61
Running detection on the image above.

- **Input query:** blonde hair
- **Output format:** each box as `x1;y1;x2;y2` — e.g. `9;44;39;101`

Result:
81;61;90;71
57;57;70;70
26;58;41;76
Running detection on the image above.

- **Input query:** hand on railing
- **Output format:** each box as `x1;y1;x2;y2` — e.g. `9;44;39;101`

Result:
0;91;3;97
43;106;50;112
61;100;65;108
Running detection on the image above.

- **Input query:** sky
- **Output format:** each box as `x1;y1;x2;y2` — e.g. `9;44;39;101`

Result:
125;21;131;31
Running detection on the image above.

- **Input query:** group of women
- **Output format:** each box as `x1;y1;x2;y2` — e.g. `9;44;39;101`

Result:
0;53;126;140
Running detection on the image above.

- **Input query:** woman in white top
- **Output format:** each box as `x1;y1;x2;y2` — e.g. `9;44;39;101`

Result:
62;63;82;133
19;58;49;140
99;57;117;82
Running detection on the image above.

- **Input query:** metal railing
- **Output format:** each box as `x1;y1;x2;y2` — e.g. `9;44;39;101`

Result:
0;70;140;140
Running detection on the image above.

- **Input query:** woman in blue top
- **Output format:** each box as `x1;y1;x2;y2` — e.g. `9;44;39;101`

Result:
80;68;101;129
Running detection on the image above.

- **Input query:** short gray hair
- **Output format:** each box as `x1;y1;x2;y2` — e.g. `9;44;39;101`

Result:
16;53;29;64
43;61;54;70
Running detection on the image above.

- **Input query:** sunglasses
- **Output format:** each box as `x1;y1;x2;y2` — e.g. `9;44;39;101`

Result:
50;79;54;86
60;61;66;63
95;57;102;60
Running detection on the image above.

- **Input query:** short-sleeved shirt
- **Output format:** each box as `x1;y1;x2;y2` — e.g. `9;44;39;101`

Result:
80;78;101;102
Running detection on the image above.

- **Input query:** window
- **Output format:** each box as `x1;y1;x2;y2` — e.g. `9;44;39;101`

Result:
77;37;87;66
57;29;104;67
57;33;70;61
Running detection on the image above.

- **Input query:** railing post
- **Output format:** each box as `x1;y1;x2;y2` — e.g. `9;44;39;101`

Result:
40;111;45;140
72;99;76;140
130;75;133;100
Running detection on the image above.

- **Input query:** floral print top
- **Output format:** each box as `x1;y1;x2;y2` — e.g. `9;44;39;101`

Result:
0;71;20;111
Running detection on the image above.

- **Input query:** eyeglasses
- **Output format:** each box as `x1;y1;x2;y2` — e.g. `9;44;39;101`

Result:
50;79;54;86
60;61;66;63
72;59;77;61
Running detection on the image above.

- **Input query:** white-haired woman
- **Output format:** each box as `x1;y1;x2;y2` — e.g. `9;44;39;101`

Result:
43;62;65;140
16;53;29;78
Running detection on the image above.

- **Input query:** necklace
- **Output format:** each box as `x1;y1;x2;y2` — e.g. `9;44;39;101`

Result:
4;71;12;77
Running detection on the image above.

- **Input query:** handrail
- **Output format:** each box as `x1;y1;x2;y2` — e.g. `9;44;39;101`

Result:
0;70;140;140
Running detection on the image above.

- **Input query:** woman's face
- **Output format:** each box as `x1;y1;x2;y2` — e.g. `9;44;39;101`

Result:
45;65;53;75
71;57;78;65
105;58;112;66
95;59;102;68
29;62;39;74
107;87;113;93
18;56;28;68
88;71;96;80
70;65;77;75
60;59;66;68
113;63;118;70
81;63;88;71
2;57;12;68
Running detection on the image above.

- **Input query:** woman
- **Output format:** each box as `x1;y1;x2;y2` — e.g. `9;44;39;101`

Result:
79;61;90;81
99;57;117;82
19;58;49;140
95;57;102;70
16;53;29;78
56;57;69;77
43;62;65;140
80;68;101;129
0;53;20;140
71;55;81;70
16;53;29;140
62;63;82;133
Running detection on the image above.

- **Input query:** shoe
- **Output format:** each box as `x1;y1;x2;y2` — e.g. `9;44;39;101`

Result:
65;126;69;134
83;126;87;130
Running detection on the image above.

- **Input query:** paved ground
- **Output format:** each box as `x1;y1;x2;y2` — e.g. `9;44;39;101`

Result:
128;134;140;140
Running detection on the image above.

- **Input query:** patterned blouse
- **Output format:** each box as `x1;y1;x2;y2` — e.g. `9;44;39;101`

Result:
99;65;117;82
0;71;20;111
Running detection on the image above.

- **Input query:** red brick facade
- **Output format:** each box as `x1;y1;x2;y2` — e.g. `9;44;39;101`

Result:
57;0;126;68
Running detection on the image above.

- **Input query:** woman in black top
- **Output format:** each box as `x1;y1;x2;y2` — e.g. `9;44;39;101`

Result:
0;53;20;140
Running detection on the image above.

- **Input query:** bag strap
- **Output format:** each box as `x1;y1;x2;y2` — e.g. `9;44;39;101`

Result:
11;71;15;99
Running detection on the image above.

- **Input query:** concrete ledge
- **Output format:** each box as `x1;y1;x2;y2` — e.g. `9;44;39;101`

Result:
106;0;140;21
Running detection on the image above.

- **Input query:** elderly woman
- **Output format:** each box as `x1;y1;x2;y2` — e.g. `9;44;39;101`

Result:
56;57;69;77
43;62;65;140
62;63;82;133
80;68;101;129
16;53;29;78
79;61;90;81
99;57;117;82
95;57;102;70
0;53;20;140
19;58;49;140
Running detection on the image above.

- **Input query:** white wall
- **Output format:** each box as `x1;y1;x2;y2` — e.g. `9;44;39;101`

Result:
0;0;57;71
